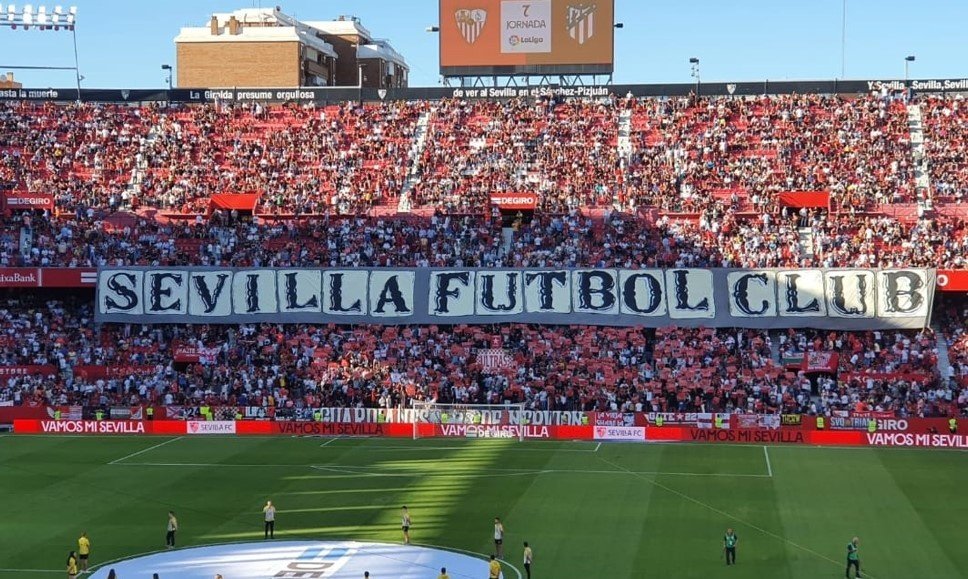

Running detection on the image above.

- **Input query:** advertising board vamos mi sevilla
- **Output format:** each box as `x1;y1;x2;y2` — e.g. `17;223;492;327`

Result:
439;424;551;438
866;432;968;449
39;420;146;434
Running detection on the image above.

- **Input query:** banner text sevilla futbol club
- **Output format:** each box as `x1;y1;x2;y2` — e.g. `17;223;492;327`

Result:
95;267;935;329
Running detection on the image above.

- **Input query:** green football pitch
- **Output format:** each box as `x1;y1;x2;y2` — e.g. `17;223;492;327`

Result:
1;434;966;578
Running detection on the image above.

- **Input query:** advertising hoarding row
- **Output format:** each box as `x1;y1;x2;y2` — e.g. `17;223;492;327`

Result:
14;419;968;449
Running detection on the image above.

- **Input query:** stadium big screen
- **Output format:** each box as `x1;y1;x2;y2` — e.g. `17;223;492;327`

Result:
439;0;614;76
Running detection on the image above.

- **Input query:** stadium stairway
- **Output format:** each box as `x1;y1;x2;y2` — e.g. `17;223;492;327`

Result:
933;322;953;380
124;120;164;209
906;103;933;211
617;109;633;159
396;109;434;214
18;224;32;259
768;331;783;363
797;227;815;260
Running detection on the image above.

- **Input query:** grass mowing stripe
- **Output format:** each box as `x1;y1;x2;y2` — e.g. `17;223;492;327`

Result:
596;455;869;578
108;436;184;464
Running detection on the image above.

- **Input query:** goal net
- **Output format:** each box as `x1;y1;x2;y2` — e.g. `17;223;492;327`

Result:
411;402;527;441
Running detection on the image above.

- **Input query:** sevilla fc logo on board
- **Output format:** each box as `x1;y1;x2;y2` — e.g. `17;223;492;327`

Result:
567;4;597;45
455;9;487;44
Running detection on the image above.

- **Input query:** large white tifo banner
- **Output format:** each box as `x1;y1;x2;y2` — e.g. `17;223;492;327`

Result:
95;267;935;330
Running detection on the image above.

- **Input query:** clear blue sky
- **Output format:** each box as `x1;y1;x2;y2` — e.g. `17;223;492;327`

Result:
0;0;965;88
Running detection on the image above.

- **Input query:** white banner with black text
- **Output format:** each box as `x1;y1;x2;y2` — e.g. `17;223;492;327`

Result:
95;267;935;329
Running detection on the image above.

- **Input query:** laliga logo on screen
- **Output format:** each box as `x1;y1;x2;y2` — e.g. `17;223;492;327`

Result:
455;8;487;44
566;3;598;45
509;34;521;46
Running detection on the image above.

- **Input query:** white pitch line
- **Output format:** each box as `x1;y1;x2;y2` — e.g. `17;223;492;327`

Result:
346;444;600;453
597;455;875;578
319;436;341;448
763;445;774;478
108;436;184;465
594;442;602;452
113;461;768;478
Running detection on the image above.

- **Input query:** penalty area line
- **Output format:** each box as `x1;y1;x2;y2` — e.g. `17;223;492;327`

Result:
108;436;184;465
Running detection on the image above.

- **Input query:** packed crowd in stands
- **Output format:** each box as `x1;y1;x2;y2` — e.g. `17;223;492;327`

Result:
626;93;916;212
2;209;968;270
0;92;950;217
921;95;967;204
137;102;426;215
1;92;968;418
0;295;963;418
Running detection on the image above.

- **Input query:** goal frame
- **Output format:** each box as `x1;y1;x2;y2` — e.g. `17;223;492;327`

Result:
410;402;528;441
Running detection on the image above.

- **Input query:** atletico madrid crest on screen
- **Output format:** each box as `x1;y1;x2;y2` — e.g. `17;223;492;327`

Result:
567;3;596;44
455;8;487;44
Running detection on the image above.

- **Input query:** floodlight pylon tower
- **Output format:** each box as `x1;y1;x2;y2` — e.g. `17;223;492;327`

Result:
0;5;81;98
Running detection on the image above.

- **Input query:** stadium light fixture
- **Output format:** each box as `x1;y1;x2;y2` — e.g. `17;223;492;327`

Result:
689;57;700;97
161;63;172;90
0;4;81;98
614;22;624;29
426;26;439;33
904;55;915;81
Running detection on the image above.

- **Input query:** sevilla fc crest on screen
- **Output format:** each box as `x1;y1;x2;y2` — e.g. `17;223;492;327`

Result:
567;3;597;45
455;8;487;44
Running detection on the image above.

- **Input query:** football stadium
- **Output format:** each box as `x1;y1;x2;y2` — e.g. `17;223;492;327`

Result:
1;1;968;578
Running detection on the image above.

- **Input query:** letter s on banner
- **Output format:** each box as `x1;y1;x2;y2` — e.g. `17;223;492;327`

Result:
99;270;144;315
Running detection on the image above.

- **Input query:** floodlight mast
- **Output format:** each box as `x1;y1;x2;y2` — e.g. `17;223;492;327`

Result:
0;5;81;99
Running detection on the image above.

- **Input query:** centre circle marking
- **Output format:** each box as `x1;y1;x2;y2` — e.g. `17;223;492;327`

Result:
88;540;510;579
